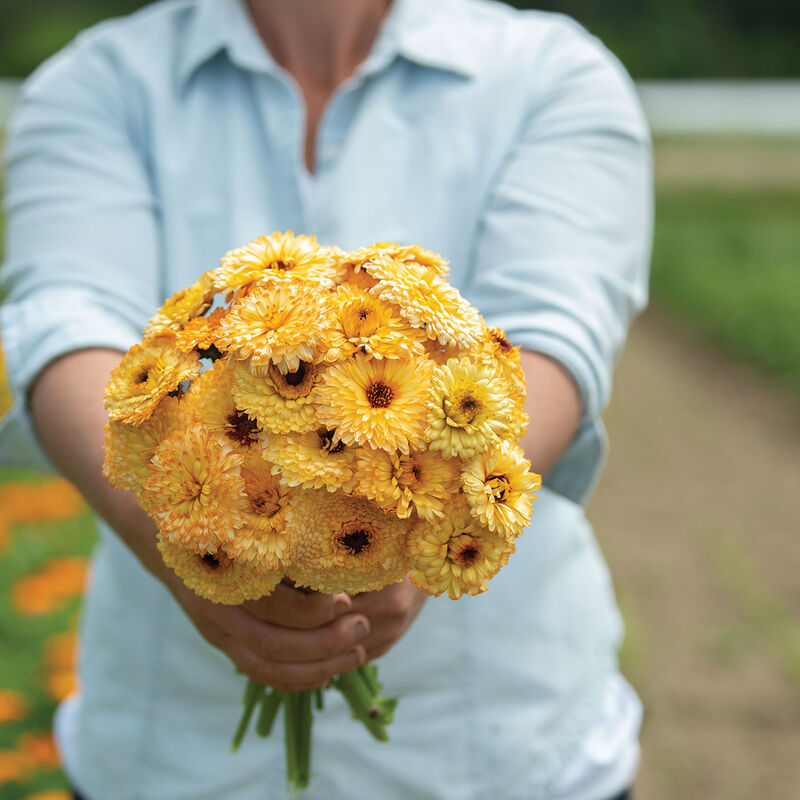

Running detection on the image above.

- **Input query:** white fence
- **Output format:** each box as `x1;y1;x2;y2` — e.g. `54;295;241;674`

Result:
2;78;800;135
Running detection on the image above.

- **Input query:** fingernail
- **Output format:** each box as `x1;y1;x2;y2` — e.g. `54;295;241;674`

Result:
334;598;350;617
353;620;370;641
349;646;366;667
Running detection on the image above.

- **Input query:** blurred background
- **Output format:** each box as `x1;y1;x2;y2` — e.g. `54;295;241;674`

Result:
1;1;799;798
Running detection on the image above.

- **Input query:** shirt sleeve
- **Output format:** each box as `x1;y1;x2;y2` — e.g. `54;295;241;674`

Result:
461;20;652;504
0;34;160;471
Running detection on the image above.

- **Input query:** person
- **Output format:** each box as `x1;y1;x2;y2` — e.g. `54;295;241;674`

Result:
0;0;652;798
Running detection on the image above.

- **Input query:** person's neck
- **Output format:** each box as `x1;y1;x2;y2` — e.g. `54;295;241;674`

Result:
246;0;393;91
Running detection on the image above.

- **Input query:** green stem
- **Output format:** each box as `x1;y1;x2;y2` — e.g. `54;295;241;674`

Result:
334;670;390;742
231;680;265;752
256;689;282;737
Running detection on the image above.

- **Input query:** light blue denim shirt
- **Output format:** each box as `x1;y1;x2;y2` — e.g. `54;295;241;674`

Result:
0;1;652;798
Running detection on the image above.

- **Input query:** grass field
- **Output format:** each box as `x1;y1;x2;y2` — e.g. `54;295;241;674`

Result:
0;136;798;797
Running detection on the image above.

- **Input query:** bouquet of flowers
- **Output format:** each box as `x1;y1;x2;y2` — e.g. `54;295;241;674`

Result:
103;231;541;791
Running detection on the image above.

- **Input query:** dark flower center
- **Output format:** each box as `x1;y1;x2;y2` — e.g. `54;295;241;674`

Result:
201;553;220;570
491;331;513;351
134;369;150;384
366;381;394;408
284;363;307;386
338;528;371;555
459;545;479;566
226;410;261;446
273;259;292;270
318;428;346;455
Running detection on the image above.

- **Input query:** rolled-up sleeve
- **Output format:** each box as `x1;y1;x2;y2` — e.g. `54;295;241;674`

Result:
464;20;653;500
0;35;160;471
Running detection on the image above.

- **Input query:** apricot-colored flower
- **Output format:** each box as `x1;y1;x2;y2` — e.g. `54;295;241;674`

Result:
355;448;459;520
285;490;410;594
476;325;527;398
321;283;425;362
462;441;541;539
369;259;482;348
141;427;247;553
262;428;359;493
211;231;346;291
174;306;228;353
407;497;514;599
226;453;297;568
104;336;201;425
157;537;280;605
19;731;60;768
426;358;515;459
143;273;216;338
183;361;263;451
231;359;319;435
103;396;188;498
215;280;330;371
316;355;433;454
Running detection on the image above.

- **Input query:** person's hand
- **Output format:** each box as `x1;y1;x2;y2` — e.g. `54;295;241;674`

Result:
166;576;371;691
348;576;428;662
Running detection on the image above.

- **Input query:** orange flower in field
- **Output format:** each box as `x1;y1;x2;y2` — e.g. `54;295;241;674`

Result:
45;632;79;701
24;792;73;800
0;749;29;782
0;480;85;524
0;690;28;723
12;558;89;615
141;427;247;553
19;731;60;768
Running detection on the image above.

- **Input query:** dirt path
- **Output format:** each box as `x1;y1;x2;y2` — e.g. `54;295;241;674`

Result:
587;307;800;799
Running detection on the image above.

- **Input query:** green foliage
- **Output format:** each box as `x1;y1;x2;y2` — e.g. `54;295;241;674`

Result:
652;184;800;396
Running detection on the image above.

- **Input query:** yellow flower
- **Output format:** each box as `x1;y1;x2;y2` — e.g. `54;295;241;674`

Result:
231;358;319;434
462;441;541;539
346;242;449;278
103;396;188;499
183;360;263;450
215;280;330;371
321;283;426;362
476;325;527;398
369;259;482;348
141;426;247;553
104;336;201;425
174;306;228;354
426;358;515;459
407;496;514;599
316;354;433;454
210;231;346;292
285;490;410;594
355;447;460;520
157;537;281;605
263;428;359;492
142;273;216;338
227;453;296;568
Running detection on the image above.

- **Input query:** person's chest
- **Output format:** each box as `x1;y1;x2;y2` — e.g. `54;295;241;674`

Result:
138;61;526;296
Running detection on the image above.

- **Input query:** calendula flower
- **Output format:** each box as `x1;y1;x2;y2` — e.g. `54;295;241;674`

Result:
141;427;247;553
103;396;188;498
369;259;482;348
210;231;346;291
231;359;319;434
142;273;216;338
462;441;541;539
227;453;297;567
183;361;262;450
423;338;467;366
157;537;280;605
263;428;358;492
426;358;515;459
285;490;409;594
476;325;527;398
321;283;426;361
347;242;449;278
104;336;201;424
407;497;514;599
316;354;433;454
174;306;228;353
355;447;460;520
215;280;329;371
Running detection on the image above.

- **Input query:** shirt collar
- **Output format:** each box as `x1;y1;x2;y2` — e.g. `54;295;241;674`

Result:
177;0;479;88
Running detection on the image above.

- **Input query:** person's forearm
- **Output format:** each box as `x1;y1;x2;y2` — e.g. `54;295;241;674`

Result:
28;347;172;583
518;351;582;476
